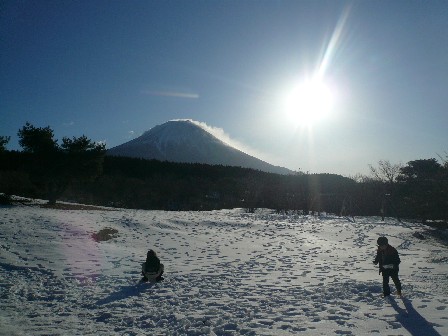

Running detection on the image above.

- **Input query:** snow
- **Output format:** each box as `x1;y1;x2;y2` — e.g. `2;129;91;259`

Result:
107;120;293;175
1;202;447;335
124;120;222;155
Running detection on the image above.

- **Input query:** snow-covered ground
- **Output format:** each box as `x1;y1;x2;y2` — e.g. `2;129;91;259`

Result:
1;202;447;335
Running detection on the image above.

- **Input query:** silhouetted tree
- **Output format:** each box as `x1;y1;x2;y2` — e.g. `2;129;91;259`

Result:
399;159;441;182
397;159;444;222
61;135;106;182
0;136;10;152
368;160;404;218
369;160;403;185
17;123;105;204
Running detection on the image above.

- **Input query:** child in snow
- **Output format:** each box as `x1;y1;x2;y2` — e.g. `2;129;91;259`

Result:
373;236;402;297
142;249;164;282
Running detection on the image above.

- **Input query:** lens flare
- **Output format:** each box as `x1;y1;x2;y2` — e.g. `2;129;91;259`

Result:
284;79;335;125
282;6;350;128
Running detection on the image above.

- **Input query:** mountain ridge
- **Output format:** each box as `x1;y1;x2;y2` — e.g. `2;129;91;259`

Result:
107;120;293;175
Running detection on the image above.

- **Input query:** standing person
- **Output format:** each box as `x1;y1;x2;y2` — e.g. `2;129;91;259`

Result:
142;249;164;282
373;236;402;297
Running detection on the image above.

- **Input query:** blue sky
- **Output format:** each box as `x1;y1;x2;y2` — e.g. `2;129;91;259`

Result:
1;0;447;175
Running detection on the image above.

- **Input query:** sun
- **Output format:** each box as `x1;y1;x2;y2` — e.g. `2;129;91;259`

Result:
284;78;335;126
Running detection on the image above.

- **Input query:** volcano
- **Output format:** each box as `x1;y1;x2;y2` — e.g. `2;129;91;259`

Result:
107;120;292;175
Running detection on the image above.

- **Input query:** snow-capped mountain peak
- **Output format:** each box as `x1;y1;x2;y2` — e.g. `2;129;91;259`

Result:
107;120;292;174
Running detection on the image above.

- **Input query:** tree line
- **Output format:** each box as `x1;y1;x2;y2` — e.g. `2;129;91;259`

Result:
0;124;446;224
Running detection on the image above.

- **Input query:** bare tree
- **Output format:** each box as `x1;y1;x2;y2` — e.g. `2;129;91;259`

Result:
369;160;403;185
437;151;448;169
349;173;373;183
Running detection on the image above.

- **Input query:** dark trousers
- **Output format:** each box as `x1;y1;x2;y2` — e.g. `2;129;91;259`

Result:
382;269;401;296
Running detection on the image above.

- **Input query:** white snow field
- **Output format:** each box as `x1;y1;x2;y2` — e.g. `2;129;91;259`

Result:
1;202;447;336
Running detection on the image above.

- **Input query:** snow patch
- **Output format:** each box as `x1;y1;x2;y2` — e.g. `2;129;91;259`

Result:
1;204;447;335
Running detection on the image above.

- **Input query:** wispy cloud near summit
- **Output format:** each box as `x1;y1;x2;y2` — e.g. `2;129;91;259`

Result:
141;90;199;99
172;119;271;163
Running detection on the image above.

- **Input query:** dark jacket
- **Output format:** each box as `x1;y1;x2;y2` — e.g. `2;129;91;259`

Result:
374;245;401;273
144;255;161;273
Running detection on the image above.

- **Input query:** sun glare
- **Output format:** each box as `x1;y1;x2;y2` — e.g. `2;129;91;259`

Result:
284;78;335;126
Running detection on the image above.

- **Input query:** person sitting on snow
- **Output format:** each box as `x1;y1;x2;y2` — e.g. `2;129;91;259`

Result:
373;236;402;297
142;249;164;282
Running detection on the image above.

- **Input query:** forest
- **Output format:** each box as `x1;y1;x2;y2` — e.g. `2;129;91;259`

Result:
0;126;447;224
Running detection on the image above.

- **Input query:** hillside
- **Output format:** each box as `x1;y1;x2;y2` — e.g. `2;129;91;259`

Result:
1;202;447;335
107;120;293;175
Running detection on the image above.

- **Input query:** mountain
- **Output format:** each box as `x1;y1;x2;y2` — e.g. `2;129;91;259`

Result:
107;120;293;175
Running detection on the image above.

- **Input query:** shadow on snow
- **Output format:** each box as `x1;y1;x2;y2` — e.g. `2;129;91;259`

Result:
389;297;443;336
96;279;154;306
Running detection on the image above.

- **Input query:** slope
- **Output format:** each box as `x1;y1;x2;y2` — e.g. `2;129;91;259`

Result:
0;203;447;335
107;120;293;175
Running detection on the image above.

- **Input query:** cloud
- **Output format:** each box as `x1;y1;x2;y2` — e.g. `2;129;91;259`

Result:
141;90;199;99
172;119;269;161
124;130;135;139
